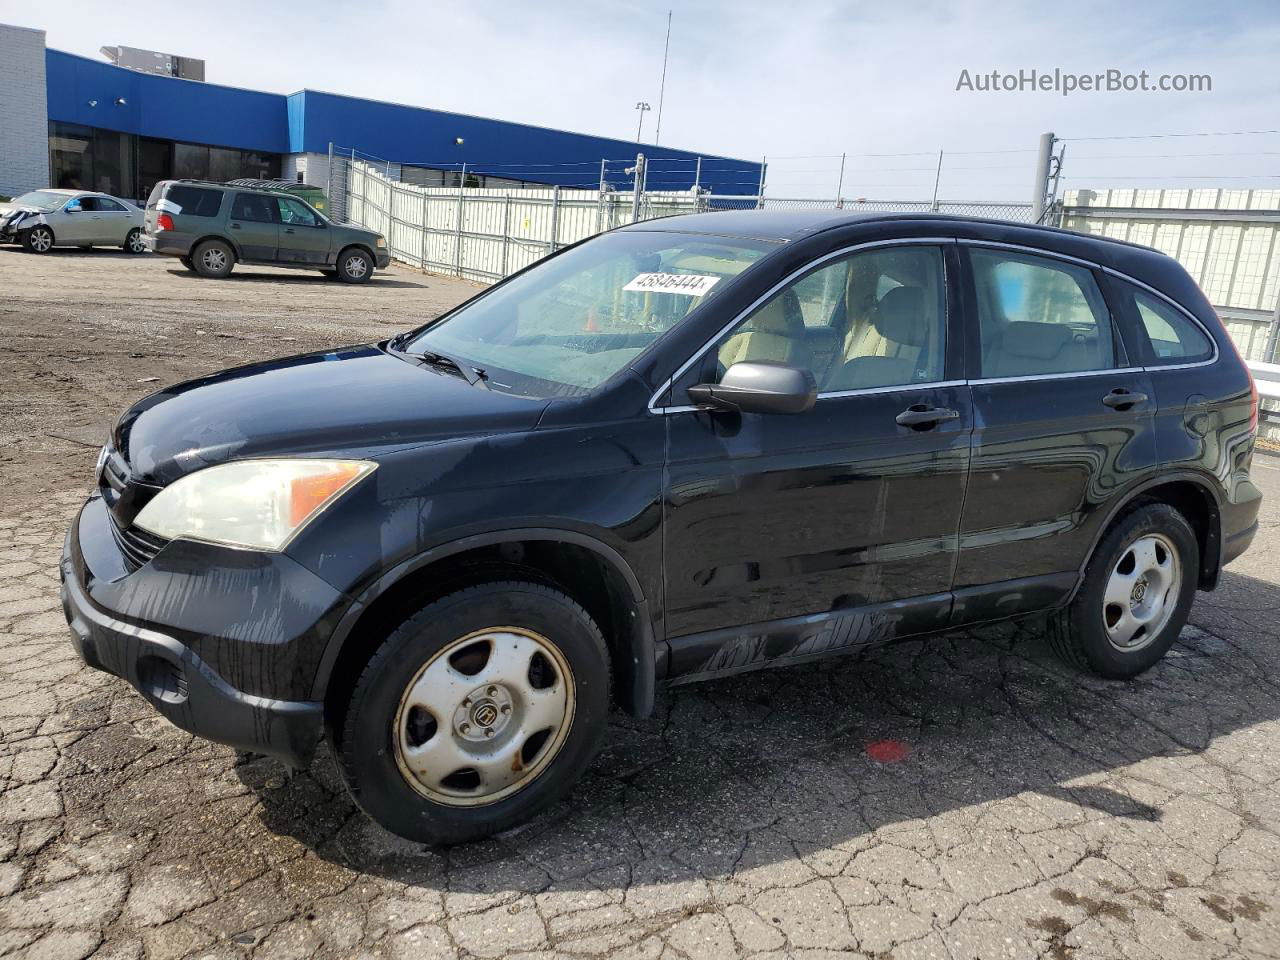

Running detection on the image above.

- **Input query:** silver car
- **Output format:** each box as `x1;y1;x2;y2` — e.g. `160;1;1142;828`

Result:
0;189;146;254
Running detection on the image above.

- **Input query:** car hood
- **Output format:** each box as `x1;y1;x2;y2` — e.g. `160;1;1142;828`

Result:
113;345;547;485
0;202;43;217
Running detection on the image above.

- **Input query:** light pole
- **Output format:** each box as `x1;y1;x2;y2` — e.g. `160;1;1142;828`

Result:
634;102;651;143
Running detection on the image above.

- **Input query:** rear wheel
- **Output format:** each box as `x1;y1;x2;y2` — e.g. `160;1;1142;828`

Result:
336;247;373;283
335;581;610;843
123;228;147;254
192;239;234;278
1048;503;1198;679
22;226;54;253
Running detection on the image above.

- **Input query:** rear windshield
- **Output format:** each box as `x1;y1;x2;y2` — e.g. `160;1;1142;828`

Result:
160;185;223;218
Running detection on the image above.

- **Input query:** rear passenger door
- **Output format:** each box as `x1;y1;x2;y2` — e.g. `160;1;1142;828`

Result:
94;196;132;244
229;193;279;261
952;244;1158;624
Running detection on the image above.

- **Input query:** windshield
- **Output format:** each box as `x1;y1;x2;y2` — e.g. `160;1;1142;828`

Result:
11;191;69;213
402;231;774;397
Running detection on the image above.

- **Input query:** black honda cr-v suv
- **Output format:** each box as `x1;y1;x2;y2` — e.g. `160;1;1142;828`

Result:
61;211;1261;842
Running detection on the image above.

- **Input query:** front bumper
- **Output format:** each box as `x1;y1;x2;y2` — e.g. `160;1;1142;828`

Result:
59;497;344;767
376;250;391;269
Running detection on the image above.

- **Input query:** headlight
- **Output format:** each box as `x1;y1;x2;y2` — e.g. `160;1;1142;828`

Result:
375;235;387;248
134;459;375;551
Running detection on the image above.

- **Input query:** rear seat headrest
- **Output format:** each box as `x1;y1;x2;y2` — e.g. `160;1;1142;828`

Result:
1000;321;1072;360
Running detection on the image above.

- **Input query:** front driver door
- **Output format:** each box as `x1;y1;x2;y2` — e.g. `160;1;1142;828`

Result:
274;196;332;265
660;241;972;682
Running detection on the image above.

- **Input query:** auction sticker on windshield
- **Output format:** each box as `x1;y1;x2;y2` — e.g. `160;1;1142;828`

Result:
624;273;721;296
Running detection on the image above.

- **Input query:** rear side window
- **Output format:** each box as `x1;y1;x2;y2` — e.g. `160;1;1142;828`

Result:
97;197;127;212
1133;290;1214;365
971;249;1115;378
231;193;277;223
164;186;222;218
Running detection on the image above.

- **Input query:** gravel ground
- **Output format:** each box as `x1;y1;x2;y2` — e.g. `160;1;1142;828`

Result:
1;246;1279;960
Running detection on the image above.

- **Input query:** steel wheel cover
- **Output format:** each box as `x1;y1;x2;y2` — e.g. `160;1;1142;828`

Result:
392;626;575;806
1102;533;1181;652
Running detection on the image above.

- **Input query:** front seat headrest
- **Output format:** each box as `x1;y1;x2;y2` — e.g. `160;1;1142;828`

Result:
871;286;930;347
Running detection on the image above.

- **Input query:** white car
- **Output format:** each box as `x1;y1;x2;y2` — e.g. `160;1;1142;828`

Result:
0;189;146;254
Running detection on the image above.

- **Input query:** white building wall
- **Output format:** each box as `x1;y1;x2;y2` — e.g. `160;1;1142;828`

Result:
284;152;332;191
0;23;50;198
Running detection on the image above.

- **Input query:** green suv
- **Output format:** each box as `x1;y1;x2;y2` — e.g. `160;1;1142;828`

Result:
142;180;390;282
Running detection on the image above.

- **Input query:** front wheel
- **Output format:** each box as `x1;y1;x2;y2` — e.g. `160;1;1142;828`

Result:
124;228;147;254
335;247;373;283
1047;503;1199;679
22;226;54;253
335;581;610;843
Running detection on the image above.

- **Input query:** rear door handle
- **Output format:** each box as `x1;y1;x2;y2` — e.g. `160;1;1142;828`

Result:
1102;388;1148;409
229;222;241;230
896;405;960;428
284;228;296;234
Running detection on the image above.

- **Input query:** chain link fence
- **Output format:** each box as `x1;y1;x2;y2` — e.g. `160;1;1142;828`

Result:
327;151;1048;283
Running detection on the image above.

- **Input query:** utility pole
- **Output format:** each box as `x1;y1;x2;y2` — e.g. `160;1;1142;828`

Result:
835;152;846;206
1031;131;1056;222
629;153;646;223
930;150;944;211
654;10;672;144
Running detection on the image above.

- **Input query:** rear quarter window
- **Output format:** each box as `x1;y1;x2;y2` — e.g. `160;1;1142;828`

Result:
163;186;223;218
1130;288;1215;365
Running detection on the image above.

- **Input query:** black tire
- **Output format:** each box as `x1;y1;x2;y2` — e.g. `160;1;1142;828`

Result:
123;228;147;254
335;581;610;843
335;247;374;283
192;239;235;278
179;255;194;271
22;226;54;254
1047;503;1199;679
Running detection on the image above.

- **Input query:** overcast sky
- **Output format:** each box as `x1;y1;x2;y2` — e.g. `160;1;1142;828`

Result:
5;0;1279;200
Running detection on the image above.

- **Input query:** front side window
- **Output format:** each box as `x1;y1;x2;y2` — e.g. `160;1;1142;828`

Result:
971;249;1115;377
277;196;319;227
708;245;947;392
402;231;773;397
1132;289;1214;364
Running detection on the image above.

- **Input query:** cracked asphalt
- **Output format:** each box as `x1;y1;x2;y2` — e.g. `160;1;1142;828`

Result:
1;248;1279;960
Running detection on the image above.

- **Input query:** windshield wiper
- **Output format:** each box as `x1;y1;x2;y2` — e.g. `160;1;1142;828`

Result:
415;350;489;389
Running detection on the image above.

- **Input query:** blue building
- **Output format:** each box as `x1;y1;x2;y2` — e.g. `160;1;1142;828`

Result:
0;22;761;202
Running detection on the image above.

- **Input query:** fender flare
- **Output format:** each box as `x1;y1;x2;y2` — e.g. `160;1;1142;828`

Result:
1066;470;1224;603
334;242;378;270
309;527;656;716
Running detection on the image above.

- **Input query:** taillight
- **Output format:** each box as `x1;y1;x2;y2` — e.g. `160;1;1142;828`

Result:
155;213;174;232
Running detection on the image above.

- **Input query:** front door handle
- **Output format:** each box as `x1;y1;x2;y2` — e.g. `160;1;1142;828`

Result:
229;222;241;230
1102;388;1148;410
284;228;296;234
896;404;960;428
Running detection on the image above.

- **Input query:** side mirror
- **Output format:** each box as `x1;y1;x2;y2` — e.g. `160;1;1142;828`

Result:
686;361;817;415
65;203;80;213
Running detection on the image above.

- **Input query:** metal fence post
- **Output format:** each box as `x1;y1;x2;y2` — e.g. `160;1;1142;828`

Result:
631;153;645;224
1031;131;1055;222
420;186;428;271
455;165;466;278
756;156;767;209
550;186;561;254
501;194;512;279
693;157;701;194
325;142;334;201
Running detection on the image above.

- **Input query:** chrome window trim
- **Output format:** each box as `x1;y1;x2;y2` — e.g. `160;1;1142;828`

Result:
648;236;1224;416
646;237;955;414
